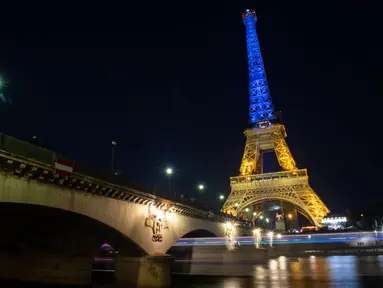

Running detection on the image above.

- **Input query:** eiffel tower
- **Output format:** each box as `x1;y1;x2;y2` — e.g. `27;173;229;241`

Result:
222;9;329;227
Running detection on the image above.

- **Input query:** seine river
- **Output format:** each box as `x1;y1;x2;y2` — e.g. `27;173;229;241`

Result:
172;255;383;287
1;255;383;287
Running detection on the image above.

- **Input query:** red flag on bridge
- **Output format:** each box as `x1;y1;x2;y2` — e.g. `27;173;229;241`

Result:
54;159;73;176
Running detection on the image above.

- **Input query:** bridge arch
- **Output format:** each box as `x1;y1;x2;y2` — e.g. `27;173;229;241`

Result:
180;229;217;238
237;197;317;226
0;202;147;257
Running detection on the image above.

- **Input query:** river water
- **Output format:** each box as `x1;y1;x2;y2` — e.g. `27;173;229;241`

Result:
171;255;383;287
1;255;383;287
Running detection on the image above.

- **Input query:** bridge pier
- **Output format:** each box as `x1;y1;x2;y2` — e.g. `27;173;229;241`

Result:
115;255;173;288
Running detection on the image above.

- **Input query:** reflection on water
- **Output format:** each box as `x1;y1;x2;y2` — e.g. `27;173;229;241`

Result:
172;255;383;287
1;256;382;287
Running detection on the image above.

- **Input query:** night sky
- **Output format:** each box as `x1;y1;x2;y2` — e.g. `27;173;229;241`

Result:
0;1;381;213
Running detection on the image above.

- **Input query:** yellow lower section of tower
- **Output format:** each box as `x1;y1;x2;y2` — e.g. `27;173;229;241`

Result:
227;124;329;226
223;170;329;227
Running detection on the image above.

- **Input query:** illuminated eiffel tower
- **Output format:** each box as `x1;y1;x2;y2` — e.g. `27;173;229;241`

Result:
222;9;329;227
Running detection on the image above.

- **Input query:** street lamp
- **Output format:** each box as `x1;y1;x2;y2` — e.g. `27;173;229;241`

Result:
288;213;292;219
219;195;225;200
245;208;249;212
165;167;173;196
111;141;117;175
165;168;173;176
198;184;204;190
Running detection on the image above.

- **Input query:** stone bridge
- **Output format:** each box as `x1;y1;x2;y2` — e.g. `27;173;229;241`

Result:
0;133;251;287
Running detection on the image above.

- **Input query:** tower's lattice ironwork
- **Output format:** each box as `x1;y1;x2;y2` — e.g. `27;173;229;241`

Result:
222;9;329;227
243;9;275;125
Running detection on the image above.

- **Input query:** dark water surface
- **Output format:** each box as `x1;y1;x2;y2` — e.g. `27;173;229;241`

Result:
172;255;383;287
1;255;383;287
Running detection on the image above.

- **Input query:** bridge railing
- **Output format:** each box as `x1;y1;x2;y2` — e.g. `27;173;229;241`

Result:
230;169;308;184
0;133;144;190
0;133;60;164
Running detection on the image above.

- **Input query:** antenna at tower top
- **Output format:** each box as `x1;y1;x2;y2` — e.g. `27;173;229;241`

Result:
242;9;275;126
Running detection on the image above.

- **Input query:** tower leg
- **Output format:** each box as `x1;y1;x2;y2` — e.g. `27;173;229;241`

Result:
274;139;296;171
240;143;260;176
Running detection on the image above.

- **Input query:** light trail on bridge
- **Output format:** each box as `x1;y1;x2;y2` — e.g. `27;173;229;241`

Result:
174;232;383;246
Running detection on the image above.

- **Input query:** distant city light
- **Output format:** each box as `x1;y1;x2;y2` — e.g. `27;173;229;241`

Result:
322;217;347;230
322;217;347;224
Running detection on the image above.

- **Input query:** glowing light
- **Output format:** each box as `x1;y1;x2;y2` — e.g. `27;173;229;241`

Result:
150;205;164;219
259;215;264;219
277;234;282;239
242;9;275;124
253;228;261;235
308;235;311;239
267;231;273;238
266;218;269;223
198;184;204;190
166;168;173;175
112;140;116;146
167;212;175;220
235;202;239;207
245;208;249;212
226;222;233;230
322;217;347;224
253;212;257;216
288;214;292;219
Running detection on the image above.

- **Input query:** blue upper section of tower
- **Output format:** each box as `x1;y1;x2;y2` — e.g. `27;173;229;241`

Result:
242;9;275;125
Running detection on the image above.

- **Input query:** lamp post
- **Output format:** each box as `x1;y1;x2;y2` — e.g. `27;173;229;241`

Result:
111;141;116;175
166;167;173;196
287;213;292;231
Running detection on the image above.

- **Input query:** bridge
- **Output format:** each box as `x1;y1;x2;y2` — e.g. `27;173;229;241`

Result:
0;133;253;287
